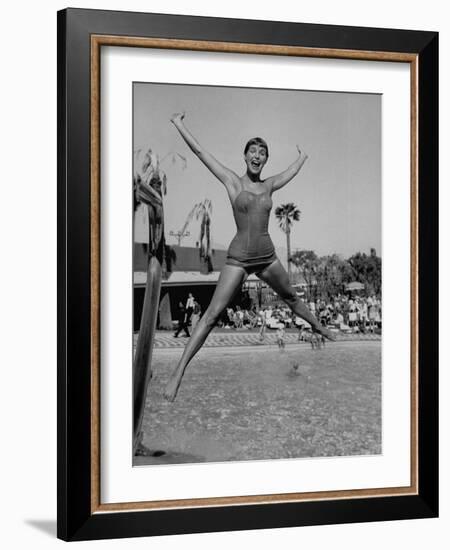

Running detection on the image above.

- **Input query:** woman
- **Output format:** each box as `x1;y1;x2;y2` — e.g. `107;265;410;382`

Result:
190;300;201;331
259;308;268;342
164;112;334;401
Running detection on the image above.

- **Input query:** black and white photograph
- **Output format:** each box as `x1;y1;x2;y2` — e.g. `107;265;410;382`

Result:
132;82;382;465
1;0;443;547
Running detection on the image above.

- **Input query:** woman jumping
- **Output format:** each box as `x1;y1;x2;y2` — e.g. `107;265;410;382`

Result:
164;112;334;401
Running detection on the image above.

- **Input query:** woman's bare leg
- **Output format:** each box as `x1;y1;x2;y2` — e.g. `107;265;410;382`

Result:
258;260;335;341
163;265;247;401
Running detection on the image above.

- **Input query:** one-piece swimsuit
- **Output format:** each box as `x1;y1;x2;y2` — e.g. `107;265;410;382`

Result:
226;185;277;274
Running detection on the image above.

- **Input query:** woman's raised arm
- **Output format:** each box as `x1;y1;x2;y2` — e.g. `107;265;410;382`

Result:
265;146;308;193
171;113;238;191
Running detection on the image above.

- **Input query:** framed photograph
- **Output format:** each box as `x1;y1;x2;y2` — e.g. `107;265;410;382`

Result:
57;8;438;541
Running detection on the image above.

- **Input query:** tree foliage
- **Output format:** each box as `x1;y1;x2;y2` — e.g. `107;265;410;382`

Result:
291;248;381;300
347;248;382;295
274;203;301;234
290;250;319;299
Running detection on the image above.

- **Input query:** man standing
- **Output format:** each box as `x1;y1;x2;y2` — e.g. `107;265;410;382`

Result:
174;301;190;338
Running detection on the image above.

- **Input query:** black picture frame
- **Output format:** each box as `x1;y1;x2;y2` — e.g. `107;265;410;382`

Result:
57;7;438;542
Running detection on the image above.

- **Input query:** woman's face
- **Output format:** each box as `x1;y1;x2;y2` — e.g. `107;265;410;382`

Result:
245;144;268;177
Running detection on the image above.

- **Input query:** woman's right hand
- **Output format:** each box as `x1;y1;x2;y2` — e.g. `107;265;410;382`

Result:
170;111;185;125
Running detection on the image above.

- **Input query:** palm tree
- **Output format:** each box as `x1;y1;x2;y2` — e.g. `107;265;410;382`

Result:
181;199;213;273
162;243;177;279
132;146;185;455
275;203;301;281
197;199;213;273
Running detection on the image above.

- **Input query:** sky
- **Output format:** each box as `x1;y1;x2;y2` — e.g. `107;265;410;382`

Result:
134;82;381;259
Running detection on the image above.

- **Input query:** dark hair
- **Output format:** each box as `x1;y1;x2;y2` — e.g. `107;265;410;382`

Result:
244;137;269;158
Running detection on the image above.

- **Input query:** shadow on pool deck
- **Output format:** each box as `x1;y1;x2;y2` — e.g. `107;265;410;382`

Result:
134;450;207;466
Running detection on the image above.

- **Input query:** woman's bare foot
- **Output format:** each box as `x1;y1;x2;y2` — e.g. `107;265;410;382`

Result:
313;324;336;342
163;373;182;402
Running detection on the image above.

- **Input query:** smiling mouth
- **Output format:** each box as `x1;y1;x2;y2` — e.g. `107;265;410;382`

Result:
251;161;261;169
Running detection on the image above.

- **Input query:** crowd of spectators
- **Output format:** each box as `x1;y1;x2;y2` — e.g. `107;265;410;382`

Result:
170;291;382;337
219;294;382;335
